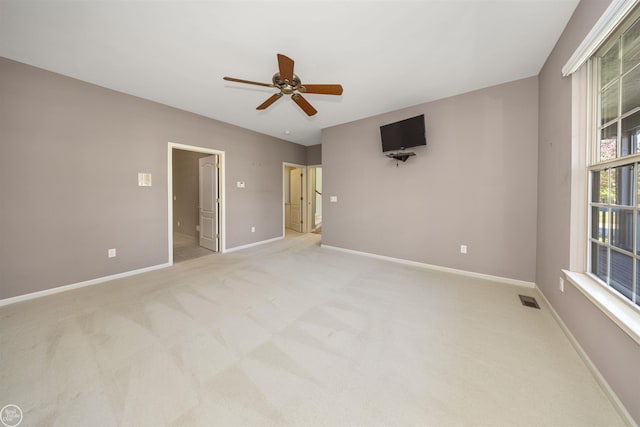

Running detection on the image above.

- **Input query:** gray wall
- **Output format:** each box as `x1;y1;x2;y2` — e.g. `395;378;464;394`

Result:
172;149;209;238
321;76;539;282
306;144;322;165
0;57;306;300
537;0;639;422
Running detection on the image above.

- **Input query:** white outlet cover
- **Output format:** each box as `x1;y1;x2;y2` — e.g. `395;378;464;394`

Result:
330;196;337;202
108;248;116;258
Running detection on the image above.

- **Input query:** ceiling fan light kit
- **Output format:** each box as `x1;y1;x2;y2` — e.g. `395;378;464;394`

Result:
223;54;343;116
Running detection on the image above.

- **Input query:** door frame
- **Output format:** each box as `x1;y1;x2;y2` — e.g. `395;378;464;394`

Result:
282;162;307;235
168;142;226;265
307;164;321;232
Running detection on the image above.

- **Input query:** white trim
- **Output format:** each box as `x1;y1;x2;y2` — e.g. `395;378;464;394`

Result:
563;270;640;346
562;0;639;76
321;244;536;289
168;142;226;264
536;286;639;427
569;64;591;272
225;236;284;253
0;263;170;307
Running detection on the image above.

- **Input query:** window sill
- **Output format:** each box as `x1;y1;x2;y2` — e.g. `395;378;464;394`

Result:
563;270;640;346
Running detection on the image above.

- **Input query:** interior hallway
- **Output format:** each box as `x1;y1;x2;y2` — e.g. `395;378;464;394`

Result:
173;232;214;264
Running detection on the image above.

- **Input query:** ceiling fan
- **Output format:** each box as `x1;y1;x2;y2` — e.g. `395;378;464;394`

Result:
223;54;343;116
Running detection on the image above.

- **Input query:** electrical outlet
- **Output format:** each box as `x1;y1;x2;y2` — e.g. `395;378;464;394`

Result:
177;221;181;227
559;277;564;293
460;245;467;254
108;248;116;258
251;226;255;233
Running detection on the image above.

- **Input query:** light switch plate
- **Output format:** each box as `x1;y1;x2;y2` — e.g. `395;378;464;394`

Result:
138;173;152;187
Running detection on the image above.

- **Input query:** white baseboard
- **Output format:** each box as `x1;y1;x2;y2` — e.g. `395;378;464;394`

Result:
536;288;638;427
320;244;535;289
224;236;284;253
0;262;171;307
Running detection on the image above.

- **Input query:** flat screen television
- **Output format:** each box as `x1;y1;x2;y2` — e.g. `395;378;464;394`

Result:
380;114;426;152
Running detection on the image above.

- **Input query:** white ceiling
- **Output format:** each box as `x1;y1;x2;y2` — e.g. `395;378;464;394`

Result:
0;1;579;146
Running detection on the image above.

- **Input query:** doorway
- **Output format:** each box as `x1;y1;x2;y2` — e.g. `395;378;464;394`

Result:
308;166;322;233
283;163;306;235
168;143;225;264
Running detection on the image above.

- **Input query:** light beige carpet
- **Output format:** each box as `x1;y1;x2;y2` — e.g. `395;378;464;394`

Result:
0;233;626;426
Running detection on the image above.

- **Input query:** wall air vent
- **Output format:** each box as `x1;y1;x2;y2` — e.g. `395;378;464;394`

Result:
519;294;540;309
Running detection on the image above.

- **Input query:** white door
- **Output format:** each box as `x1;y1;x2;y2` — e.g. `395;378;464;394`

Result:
199;155;218;251
290;168;303;232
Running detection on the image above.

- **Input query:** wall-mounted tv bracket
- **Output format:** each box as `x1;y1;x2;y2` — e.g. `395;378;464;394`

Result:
386;151;416;166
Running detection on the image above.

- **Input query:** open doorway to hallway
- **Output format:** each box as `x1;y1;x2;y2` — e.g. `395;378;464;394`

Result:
169;143;225;263
308;166;322;234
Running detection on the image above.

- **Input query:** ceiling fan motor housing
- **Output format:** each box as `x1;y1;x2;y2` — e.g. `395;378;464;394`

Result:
272;72;301;95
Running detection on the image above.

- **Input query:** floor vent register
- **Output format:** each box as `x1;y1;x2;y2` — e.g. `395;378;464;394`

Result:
519;294;540;309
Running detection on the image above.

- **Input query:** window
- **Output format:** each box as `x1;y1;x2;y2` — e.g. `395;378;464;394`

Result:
589;9;640;308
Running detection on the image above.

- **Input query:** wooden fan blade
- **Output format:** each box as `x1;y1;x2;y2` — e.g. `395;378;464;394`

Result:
292;93;317;116
256;93;283;110
223;76;274;88
277;54;295;83
299;84;343;95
